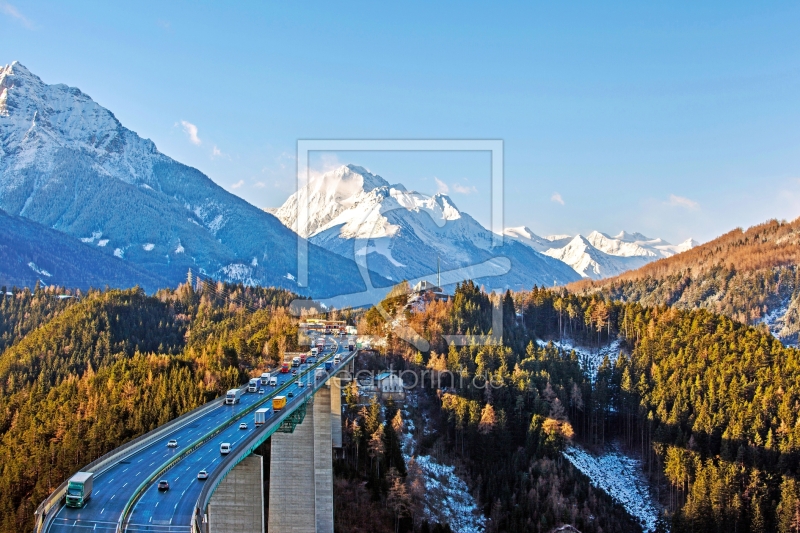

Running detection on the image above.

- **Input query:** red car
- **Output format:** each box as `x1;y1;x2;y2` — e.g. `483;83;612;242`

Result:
280;363;290;373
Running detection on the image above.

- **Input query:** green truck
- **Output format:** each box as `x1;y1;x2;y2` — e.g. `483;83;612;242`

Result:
65;471;93;508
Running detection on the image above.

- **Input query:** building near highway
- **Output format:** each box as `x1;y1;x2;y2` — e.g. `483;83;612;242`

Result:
375;372;405;401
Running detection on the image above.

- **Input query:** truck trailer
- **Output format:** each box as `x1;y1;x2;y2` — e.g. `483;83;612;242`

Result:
254;407;269;426
272;396;287;411
260;372;271;385
65;472;93;508
248;378;260;392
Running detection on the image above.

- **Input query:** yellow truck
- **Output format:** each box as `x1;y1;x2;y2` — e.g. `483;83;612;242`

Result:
272;396;287;411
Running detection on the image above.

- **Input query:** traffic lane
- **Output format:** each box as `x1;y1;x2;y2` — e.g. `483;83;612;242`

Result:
129;396;283;526
126;346;338;527
129;371;306;525
49;391;263;531
167;348;350;525
156;345;350;527
169;380;314;525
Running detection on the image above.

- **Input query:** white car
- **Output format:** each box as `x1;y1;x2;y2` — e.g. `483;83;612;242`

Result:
220;443;231;455
258;388;265;394
239;422;248;430
167;439;178;448
197;470;208;480
297;381;304;388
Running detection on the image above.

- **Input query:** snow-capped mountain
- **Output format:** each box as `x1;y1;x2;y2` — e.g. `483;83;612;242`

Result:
274;165;582;290
504;226;697;280
0;61;379;296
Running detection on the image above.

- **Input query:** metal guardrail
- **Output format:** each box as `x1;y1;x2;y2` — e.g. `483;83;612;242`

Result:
117;343;346;533
34;391;227;533
191;347;358;533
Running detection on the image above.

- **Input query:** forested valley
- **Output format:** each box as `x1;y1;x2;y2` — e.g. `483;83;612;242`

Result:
3;265;800;533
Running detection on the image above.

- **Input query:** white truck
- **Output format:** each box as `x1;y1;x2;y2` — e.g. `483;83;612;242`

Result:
248;378;260;392
260;372;271;385
225;388;243;405
269;376;277;386
347;336;356;351
254;407;270;426
310;347;319;357
65;471;93;508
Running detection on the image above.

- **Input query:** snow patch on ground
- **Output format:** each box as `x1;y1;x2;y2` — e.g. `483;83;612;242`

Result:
175;241;184;254
401;404;485;532
142;243;155;251
97;239;109;247
536;338;621;381
113;248;124;258
27;262;51;277
80;231;103;243
759;299;798;348
412;455;486;533
563;445;658;532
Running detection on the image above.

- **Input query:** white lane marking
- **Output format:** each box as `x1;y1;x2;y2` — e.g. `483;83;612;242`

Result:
101;508;104;514
110;495;115;500
123;482;128;487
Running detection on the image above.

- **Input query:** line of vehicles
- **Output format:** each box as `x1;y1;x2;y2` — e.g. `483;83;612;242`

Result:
63;335;352;506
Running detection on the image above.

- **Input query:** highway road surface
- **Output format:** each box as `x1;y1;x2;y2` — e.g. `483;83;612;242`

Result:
46;335;349;532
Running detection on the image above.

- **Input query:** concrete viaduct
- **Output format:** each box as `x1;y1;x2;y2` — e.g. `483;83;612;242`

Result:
35;336;356;533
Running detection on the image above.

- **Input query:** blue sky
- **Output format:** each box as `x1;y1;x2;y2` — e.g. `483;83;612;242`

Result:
2;1;799;243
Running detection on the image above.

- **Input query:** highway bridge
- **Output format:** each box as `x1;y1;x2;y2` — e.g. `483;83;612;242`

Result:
35;335;356;533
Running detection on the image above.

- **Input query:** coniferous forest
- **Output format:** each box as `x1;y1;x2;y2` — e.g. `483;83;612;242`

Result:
2;269;799;532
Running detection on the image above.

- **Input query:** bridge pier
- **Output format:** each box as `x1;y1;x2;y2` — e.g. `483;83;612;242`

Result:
208;454;265;533
267;387;335;533
330;377;342;449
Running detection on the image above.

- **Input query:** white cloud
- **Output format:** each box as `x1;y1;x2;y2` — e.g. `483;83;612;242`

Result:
231;180;244;189
1;2;34;29
666;194;699;210
551;192;565;205
255;181;266;188
452;183;477;194
180;120;201;145
434;177;449;194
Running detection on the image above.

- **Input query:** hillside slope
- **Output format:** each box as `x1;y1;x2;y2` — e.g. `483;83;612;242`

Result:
570;217;800;344
0;208;169;291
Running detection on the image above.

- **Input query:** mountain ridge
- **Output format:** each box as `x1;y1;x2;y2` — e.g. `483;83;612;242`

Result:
0;61;385;297
274;164;582;289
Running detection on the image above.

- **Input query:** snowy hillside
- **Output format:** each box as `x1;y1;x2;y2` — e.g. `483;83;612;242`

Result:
274;165;582;290
0;61;377;296
505;226;697;280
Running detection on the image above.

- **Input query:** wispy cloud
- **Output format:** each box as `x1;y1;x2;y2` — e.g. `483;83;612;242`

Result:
551;192;565;205
1;2;34;29
666;194;699;210
434;177;449;194
231;180;244;189
452;183;477;194
156;19;171;30
211;145;225;158
180;120;201;145
254;181;266;188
